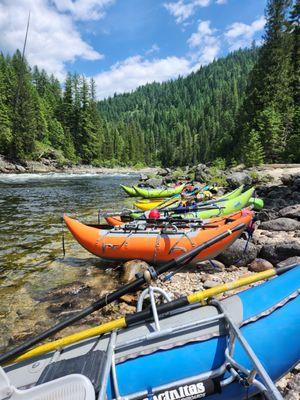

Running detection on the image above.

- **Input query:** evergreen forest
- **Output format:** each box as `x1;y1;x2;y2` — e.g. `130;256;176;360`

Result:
0;0;299;167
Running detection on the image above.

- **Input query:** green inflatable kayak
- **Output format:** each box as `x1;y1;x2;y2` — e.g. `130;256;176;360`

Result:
120;185;139;197
129;186;249;219
133;184;186;199
181;187;255;220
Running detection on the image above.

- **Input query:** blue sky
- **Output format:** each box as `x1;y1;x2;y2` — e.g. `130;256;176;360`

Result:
0;0;267;99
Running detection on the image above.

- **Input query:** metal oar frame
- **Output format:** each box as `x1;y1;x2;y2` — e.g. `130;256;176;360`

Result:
100;284;284;400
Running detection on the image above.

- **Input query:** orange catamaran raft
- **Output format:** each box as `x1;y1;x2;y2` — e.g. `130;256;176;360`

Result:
64;209;253;264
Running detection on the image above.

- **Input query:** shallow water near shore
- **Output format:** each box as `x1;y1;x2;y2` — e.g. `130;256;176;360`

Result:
0;172;138;350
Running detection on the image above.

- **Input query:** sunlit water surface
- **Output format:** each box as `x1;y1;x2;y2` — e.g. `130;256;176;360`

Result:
0;172;138;350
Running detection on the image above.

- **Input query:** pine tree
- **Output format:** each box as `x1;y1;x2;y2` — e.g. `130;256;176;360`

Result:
11;50;38;159
244;129;265;166
238;0;294;163
286;0;300;161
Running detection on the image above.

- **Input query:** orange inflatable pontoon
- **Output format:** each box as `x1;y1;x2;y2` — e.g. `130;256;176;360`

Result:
64;209;253;264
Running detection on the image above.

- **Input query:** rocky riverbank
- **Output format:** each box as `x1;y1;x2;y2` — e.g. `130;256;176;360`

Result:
0;155;158;175
1;161;299;398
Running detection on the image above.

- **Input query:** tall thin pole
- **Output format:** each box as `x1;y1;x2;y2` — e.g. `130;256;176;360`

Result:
15;11;30;109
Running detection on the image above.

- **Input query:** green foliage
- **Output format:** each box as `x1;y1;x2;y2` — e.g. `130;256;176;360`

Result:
98;49;259;167
211;157;226;170
236;0;297;164
206;166;228;187
248;170;273;185
244;129;265;166
0;0;298;168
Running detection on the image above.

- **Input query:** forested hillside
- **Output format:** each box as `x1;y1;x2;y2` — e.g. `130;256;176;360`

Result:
98;49;258;166
0;0;298;167
0;48;258;167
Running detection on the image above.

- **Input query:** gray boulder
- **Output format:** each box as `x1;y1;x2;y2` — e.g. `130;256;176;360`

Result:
194;163;210;182
259;242;300;264
15;164;26;173
248;258;273;272
140;173;149;181
256;209;279;222
292;178;300;190
292;192;300;202
226;172;252;188
281;173;300;186
196;259;225;273
203;280;219;289
217;239;258;267
144;177;163;188
121;259;149;283
277;256;300;268
260;218;300;231
156;168;171;177
279;204;300;220
281;174;294;186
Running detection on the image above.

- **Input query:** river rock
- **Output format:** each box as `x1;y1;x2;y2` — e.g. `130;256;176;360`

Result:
120;294;137;305
292;177;300;190
196;259;225;273
39;282;91;302
279;204;300;219
217;239;258;267
281;174;294;186
145;177;163;188
156;168;171;177
140;173;149;181
260;218;300;231
15;164;26;173
248;258;273;272
277;256;300;268
203;280;219;289
226;172;252;188
266;186;290;199
121;259;150;283
256;209;279;222
291;192;300;202
259;241;300;264
194;163;210;182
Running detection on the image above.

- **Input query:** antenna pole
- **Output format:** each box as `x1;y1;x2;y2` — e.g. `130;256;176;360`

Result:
15;11;30;109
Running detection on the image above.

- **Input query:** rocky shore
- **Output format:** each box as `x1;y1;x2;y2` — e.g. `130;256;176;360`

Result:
0;154;157;175
1;160;299;398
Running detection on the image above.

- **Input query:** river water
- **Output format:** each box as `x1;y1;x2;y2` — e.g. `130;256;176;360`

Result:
0;172;138;351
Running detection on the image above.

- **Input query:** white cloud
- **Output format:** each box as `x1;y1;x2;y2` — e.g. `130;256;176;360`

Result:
164;0;211;24
225;16;265;51
216;0;227;4
188;20;220;66
145;44;160;55
52;0;115;21
94;55;191;99
0;0;106;80
94;19;223;99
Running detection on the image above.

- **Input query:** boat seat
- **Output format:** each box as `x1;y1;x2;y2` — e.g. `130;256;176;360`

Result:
0;367;95;400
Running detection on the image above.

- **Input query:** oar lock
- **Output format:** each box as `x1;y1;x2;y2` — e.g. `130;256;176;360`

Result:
135;266;158;283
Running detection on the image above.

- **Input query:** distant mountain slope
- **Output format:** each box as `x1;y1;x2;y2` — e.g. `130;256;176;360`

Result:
98;48;258;166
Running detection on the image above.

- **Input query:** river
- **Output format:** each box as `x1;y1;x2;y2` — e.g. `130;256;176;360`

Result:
0;172;138;351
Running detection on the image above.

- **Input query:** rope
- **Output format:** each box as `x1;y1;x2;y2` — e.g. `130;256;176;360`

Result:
233;220;255;266
61;216;65;258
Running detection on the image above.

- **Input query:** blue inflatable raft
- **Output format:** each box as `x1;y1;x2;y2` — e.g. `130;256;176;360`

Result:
2;265;300;400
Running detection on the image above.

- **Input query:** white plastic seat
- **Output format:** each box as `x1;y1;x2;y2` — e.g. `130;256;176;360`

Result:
0;367;95;400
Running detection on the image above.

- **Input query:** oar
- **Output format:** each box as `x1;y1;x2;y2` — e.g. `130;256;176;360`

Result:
7;263;297;365
0;223;246;365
